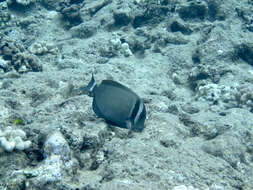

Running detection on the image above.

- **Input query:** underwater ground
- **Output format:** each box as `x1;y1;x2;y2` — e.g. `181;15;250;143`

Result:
1;0;253;189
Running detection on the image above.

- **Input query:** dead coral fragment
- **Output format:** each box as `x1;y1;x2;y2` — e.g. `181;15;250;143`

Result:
0;9;11;29
0;37;42;73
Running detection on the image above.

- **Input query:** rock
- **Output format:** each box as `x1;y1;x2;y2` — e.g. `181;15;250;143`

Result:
43;131;71;161
42;0;60;9
169;21;192;35
201;134;246;168
26;132;78;189
70;22;97;39
113;9;132;28
56;0;83;28
7;0;36;7
236;43;253;66
178;1;208;20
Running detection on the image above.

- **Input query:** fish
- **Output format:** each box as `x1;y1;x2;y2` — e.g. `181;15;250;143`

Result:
84;74;146;132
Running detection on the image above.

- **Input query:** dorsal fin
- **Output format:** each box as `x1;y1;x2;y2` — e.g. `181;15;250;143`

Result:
82;74;97;96
101;80;133;92
87;74;96;92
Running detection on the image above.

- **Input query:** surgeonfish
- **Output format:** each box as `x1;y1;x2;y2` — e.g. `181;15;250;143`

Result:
85;74;146;132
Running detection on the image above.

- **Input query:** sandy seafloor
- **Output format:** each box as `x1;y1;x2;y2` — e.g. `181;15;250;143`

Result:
1;0;253;189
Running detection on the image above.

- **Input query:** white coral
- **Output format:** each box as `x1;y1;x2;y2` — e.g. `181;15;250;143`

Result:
121;43;133;57
172;185;198;190
109;35;133;57
0;127;31;152
29;42;57;55
197;83;234;103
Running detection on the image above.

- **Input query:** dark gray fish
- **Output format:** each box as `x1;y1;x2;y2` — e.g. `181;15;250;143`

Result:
85;74;146;132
